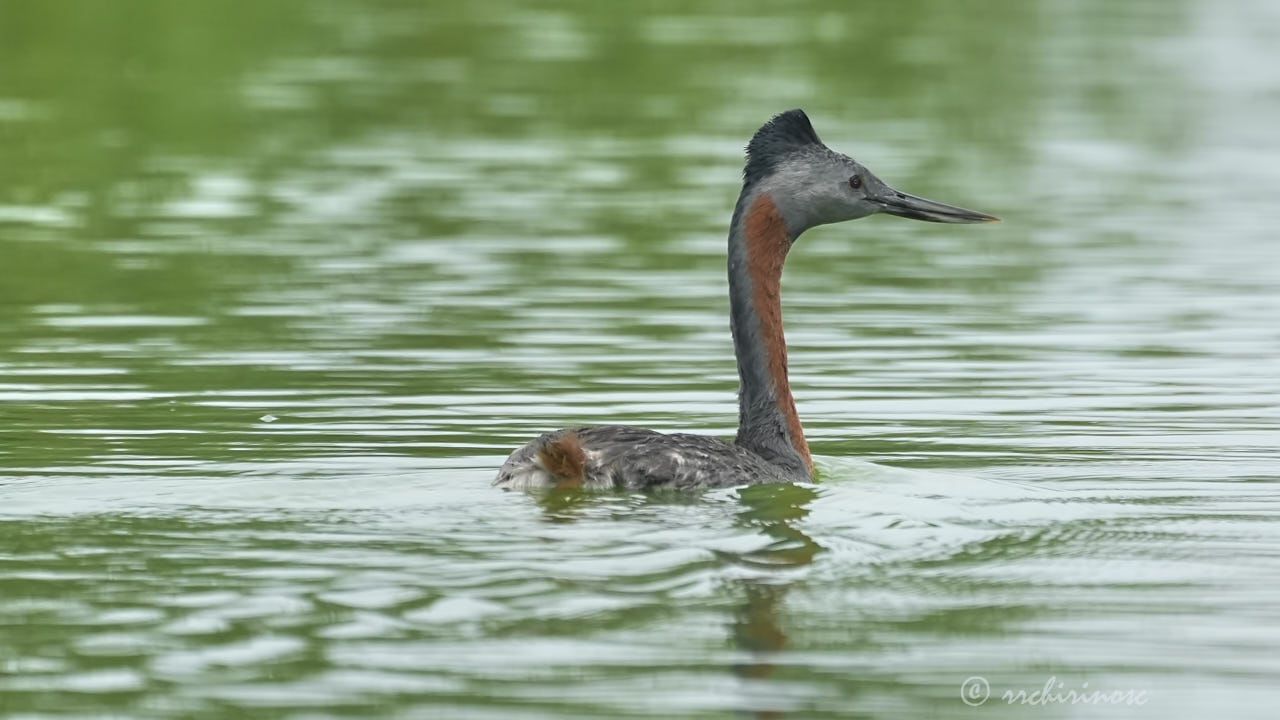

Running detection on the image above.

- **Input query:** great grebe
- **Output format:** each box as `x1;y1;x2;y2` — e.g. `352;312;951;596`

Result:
496;109;997;490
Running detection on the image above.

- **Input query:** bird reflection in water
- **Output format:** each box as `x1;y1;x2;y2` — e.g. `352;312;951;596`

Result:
528;482;822;719
726;483;822;719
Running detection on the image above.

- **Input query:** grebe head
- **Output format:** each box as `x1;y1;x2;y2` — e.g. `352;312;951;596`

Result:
743;109;998;237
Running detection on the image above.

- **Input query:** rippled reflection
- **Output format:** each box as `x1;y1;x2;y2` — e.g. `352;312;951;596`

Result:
2;0;1280;717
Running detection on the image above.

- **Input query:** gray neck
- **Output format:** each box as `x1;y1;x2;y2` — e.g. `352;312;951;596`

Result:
727;187;812;478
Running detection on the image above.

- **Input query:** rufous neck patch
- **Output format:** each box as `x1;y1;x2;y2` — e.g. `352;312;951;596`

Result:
743;193;812;472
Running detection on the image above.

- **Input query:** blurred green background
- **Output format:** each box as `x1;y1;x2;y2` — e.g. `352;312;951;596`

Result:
2;1;1278;717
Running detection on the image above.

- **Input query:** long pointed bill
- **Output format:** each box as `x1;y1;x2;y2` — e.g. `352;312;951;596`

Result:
875;188;999;224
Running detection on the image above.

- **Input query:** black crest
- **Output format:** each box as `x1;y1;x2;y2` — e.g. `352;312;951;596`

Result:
744;109;824;186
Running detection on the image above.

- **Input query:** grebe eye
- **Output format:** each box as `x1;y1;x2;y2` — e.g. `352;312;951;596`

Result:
848;174;862;189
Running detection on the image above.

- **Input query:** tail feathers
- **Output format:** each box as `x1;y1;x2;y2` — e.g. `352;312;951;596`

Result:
534;431;587;488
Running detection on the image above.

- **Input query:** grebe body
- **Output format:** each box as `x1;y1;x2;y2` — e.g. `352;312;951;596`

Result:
495;110;996;490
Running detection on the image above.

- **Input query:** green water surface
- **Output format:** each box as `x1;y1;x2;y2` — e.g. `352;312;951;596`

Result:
2;1;1279;718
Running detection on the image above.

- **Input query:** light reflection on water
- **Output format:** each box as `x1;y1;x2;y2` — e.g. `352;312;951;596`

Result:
2;0;1280;717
